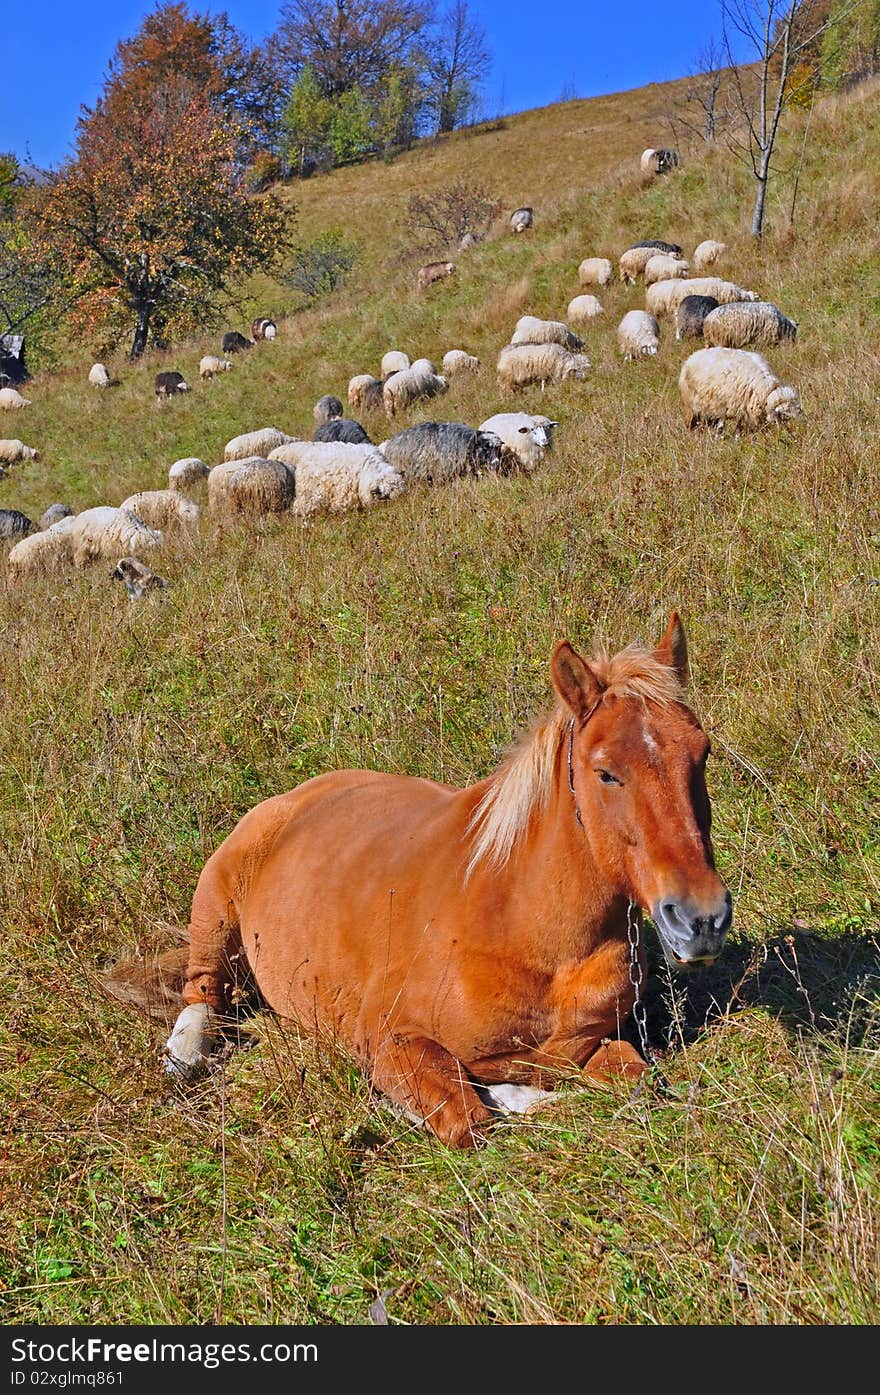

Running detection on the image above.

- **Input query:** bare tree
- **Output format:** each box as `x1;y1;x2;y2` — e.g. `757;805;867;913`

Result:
272;0;431;100
722;0;839;236
426;0;490;134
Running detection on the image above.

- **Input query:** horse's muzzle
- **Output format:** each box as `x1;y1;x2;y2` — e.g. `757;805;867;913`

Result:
651;890;732;969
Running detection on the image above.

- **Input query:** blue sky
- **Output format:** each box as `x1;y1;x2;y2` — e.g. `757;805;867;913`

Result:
4;0;740;170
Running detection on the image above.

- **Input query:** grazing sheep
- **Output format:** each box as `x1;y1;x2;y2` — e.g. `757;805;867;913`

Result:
0;509;37;540
222;331;253;354
566;294;604;325
510;316;584;351
224;426;294;461
0;387;31;410
578;258;613;287
643;253;690;286
496;342;590;393
0;439;39;464
379;422;503;485
678;347;804;431
646;277;759;320
619;242;683;284
314;394;344;425
39;503;73;530
382;359;449;419
458;231;480;250
67;506;164;566
208;457;295;518
640;148;679;175
348;375;384;412
442;349;481;377
168;457;210;491
478;412;556;473
380;351;411;377
7;516;79;581
630;239;684;254
617;310;661;360
251;317;277;341
269;441;405;519
510;207;533;233
88;363;111;388
155;371;188;399
313;418;371;444
111;556;170;601
119;490;201;532
702;301;799;349
199;355;232;380
417;261;456;292
675;295;721;341
692;239;727;272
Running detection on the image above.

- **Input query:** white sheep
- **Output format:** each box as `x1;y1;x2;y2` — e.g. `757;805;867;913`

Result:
223;427;294;461
441;349;481;376
578;258;613;287
348;375;384;411
478;412;556;473
199;355;233;380
119;490;201;531
618;241;682;284
380;351;411;377
566;294;604;325
0;387;31;410
382;359;449;418
510;207;533;233
643;253;690;286
646;277;760;320
0;439;39;464
168;457;210;491
702;301;798;349
207;457;295;518
88;363;111;388
268;440;405;519
510;316;583;351
6;516;79;582
617;310;661;360
678;347;804;431
692;239;728;272
496;342;590;393
66;507;164;566
640;148;679;175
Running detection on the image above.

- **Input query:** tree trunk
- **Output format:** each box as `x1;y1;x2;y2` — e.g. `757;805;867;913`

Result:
750;171;769;237
129;304;151;360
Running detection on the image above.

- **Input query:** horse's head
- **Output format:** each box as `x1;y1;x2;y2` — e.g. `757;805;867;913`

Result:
551;612;732;968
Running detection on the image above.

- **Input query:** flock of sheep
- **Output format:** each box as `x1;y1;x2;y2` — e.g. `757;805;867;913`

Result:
0;197;805;599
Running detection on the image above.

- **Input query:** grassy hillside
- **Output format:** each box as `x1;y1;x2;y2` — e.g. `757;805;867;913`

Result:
0;73;878;1325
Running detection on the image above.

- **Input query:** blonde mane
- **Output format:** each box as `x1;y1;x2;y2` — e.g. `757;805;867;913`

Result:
466;644;686;874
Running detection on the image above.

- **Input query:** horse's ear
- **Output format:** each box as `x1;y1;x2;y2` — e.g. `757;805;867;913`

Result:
551;641;603;721
654;611;689;687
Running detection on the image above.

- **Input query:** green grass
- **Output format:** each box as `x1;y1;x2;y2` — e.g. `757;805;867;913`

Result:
0;75;878;1325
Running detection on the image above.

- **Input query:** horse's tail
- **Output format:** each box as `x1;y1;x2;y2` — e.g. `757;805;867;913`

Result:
101;927;190;1021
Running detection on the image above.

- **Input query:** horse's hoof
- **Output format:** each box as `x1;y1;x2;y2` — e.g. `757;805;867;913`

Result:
164;1004;217;1078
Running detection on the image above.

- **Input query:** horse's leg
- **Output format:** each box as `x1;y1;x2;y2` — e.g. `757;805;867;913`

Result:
372;1034;495;1149
165;860;240;1079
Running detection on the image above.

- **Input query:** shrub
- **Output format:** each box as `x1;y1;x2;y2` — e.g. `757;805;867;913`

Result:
403;178;502;254
283;230;357;304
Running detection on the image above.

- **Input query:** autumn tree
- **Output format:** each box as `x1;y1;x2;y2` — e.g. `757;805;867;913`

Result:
273;0;431;100
36;85;293;359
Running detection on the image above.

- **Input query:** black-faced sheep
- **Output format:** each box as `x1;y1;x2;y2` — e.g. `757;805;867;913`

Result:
111;556;170;601
702;302;798;349
0;439;39;465
224;427;294;461
208;457;295;518
382;360;449;419
88;363;111;388
478;412;556;474
692;240;727;272
314;395;344;425
678;347;804;431
199;355;232;380
578;258;613;287
641;148;679;175
379;423;503;485
510;207;533;233
0;509;37;540
251;317;277;341
222;331;253;354
155;372;189;399
268;441;405;519
617;310;661;360
313;418;371;444
510;316;584;351
675;295;721;341
496;342;590;393
417;261;456;291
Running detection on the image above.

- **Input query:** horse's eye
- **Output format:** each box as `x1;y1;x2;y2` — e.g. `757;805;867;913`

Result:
596;768;620;786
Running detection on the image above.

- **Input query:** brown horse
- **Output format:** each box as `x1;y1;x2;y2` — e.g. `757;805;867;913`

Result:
154;612;731;1148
